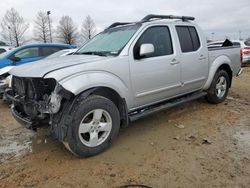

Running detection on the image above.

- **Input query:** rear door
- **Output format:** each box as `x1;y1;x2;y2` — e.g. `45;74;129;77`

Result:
129;25;181;108
175;25;208;93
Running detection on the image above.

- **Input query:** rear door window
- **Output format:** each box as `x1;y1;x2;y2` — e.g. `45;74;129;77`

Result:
189;27;200;51
40;46;63;57
176;26;200;53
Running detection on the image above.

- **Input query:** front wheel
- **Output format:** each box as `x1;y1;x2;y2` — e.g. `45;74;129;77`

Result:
206;69;230;104
65;95;120;157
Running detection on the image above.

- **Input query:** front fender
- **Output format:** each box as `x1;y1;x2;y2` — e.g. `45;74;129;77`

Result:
203;55;232;90
56;71;130;102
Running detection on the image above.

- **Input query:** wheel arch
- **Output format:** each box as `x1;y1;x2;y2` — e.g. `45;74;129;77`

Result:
51;86;129;143
217;64;232;87
203;56;233;90
88;86;129;128
63;86;129;129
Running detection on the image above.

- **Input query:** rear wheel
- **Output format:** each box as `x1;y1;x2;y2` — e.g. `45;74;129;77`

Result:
206;69;230;104
65;95;120;157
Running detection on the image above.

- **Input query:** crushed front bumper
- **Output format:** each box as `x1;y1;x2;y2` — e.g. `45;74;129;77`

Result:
5;89;41;130
0;79;8;95
11;105;35;130
6;88;52;131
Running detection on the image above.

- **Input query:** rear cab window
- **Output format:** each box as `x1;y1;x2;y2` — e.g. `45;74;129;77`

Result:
175;25;200;53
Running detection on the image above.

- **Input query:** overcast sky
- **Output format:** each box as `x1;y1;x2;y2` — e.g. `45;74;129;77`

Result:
0;0;250;42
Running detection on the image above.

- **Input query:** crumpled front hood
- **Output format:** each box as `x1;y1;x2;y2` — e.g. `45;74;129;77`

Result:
9;55;110;78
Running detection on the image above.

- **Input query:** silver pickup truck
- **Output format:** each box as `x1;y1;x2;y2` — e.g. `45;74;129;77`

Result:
6;15;242;157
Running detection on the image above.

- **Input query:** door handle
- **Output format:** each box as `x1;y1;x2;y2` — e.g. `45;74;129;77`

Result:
170;58;180;65
199;55;206;60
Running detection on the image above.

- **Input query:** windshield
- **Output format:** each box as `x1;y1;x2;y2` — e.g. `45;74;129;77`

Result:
76;24;140;56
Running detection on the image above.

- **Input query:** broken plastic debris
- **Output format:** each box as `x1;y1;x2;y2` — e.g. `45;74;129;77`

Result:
174;124;185;129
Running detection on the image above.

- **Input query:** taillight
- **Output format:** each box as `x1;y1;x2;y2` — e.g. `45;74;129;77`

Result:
240;49;243;64
242;47;250;55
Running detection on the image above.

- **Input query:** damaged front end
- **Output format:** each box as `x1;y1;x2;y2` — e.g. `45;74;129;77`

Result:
6;76;73;131
0;78;8;96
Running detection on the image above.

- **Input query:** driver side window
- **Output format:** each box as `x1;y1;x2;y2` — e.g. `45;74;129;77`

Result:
133;26;173;59
14;47;39;59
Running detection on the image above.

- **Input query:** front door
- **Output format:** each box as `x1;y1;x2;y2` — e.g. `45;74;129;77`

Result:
129;26;181;109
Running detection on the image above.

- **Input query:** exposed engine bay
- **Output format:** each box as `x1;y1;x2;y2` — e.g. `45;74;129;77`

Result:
7;76;73;127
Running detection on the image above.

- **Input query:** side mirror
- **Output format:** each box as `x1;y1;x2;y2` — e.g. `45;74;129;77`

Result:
10;56;21;64
139;43;155;58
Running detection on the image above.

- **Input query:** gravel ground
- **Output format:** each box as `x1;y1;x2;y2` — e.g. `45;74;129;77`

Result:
0;67;250;188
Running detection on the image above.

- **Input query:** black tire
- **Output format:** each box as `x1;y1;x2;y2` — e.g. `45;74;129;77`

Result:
65;95;120;157
206;69;230;104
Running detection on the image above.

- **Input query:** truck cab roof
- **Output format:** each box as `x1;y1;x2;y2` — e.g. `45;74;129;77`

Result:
107;14;197;30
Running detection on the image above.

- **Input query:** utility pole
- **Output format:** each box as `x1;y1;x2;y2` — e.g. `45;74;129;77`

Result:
47;11;53;43
239;30;242;40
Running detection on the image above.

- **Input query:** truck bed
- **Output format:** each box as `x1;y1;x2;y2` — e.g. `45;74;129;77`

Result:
208;46;241;76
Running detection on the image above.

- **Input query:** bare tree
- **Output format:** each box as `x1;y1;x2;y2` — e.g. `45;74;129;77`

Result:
81;15;96;41
57;16;78;45
33;11;50;43
1;8;29;47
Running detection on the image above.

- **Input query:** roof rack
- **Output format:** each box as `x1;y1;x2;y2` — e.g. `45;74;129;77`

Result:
141;14;195;22
106;14;195;30
107;22;133;29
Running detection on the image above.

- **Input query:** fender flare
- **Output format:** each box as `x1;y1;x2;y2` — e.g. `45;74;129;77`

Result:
203;55;233;90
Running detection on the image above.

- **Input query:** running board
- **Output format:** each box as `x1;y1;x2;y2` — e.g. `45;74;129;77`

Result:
129;92;207;122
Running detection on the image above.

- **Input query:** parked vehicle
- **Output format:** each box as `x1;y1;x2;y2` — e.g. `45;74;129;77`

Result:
0;66;13;98
208;40;250;64
0;43;76;97
7;14;242;157
46;49;78;59
0;46;13;54
0;43;76;69
0;48;77;98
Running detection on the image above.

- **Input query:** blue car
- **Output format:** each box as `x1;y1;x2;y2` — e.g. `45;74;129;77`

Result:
0;43;76;68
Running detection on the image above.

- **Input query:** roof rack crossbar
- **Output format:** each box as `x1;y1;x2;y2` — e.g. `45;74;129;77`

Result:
141;14;195;22
107;22;133;29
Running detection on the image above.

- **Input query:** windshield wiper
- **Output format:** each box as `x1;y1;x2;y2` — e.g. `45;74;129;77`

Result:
74;51;115;57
